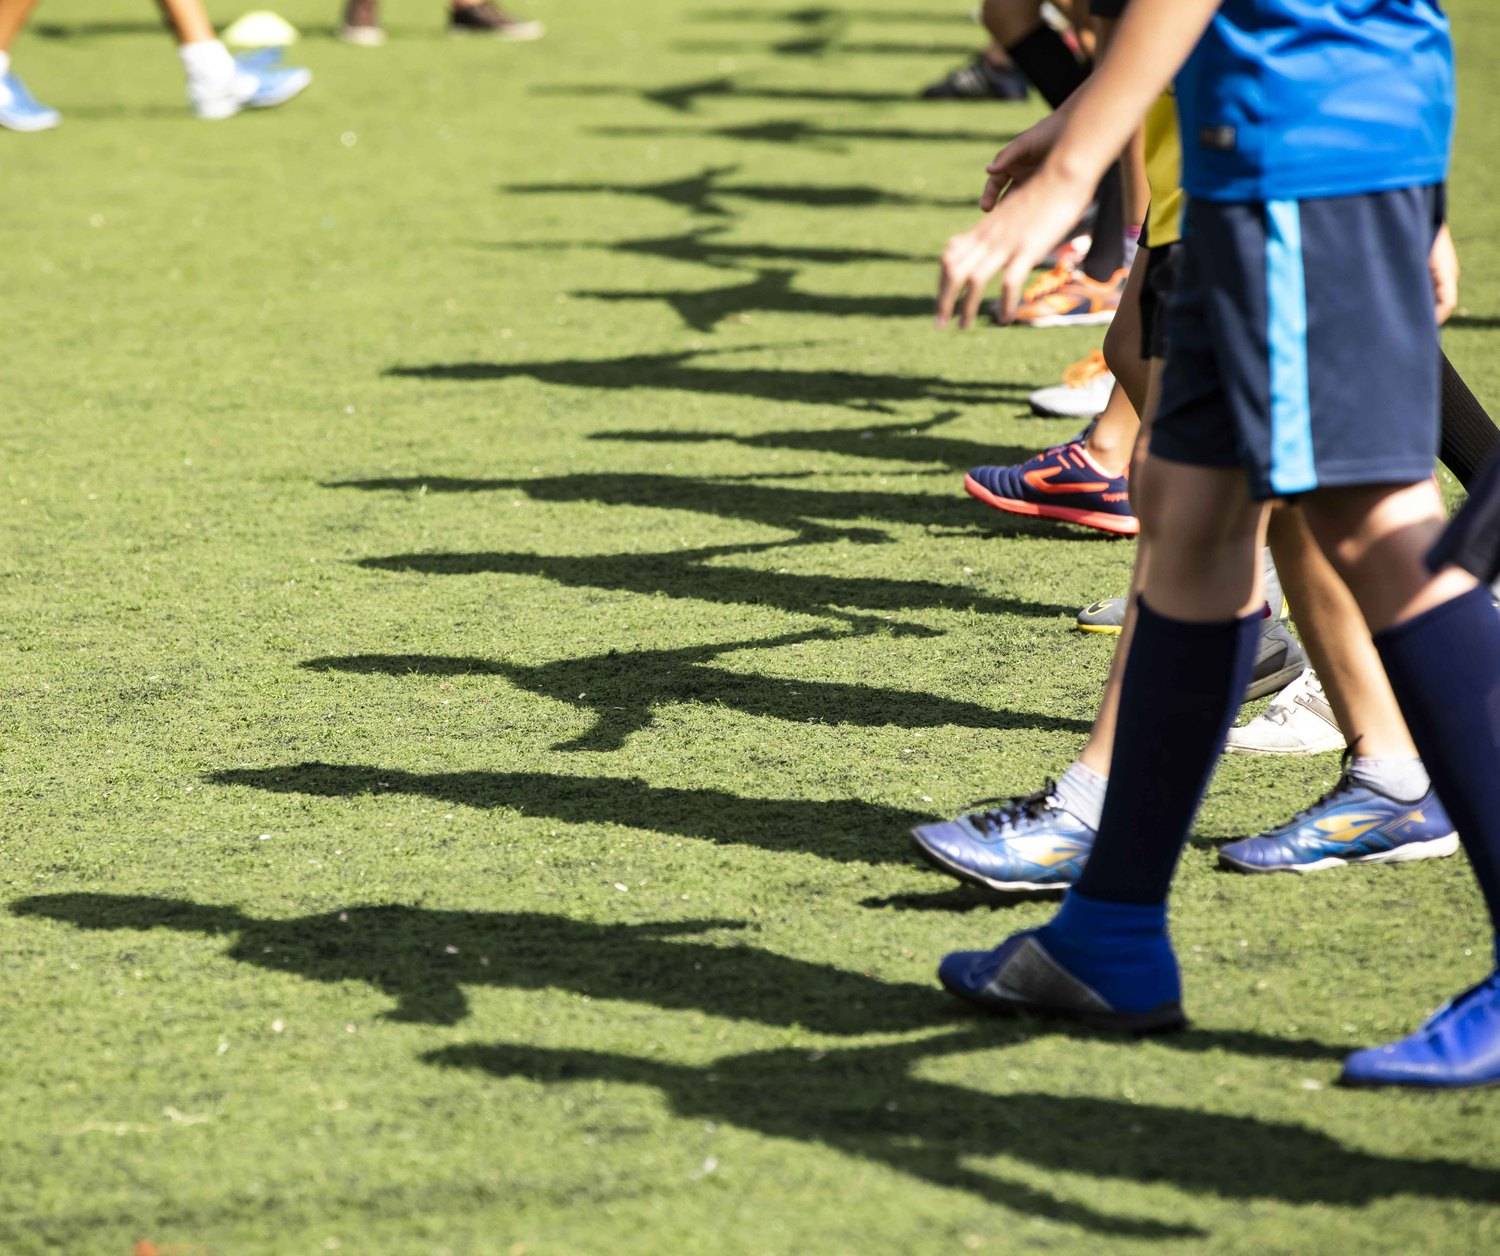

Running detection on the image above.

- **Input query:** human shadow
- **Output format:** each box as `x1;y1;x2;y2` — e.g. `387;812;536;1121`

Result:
690;6;971;23
592;410;1036;471
573;268;933;333
488;226;923;270
506;166;968;218
674;38;978;58
535;77;923;114
355;539;1079;628
31;19;168;38
1447;314;1500;330
327;469;1016;543
206;762;930;863
384;347;1026;414
9;894;942;1033
301;633;1087;752
428;1030;1499;1237
595;120;1014;152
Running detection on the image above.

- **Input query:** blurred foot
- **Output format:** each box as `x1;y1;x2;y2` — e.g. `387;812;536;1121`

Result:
449;1;545;39
920;54;1028;101
0;72;60;132
1341;971;1500;1088
1007;266;1127;329
339;0;387;45
1028;349;1114;419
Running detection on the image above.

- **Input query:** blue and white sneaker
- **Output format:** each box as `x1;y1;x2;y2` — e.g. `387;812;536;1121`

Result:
1218;774;1456;874
189;56;311;120
0;72;60;132
911;783;1094;892
1341;968;1500;1088
939;928;1186;1034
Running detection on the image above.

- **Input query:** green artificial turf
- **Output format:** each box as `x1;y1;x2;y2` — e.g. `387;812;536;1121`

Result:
4;1;1500;1251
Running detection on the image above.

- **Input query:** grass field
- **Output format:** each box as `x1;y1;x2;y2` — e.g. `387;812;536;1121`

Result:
4;1;1500;1251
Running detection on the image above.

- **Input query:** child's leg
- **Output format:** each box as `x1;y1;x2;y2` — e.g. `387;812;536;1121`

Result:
0;0;41;54
1299;480;1500;920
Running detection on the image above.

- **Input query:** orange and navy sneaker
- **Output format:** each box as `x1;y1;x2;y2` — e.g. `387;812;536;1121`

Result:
1008;266;1127;328
964;428;1137;536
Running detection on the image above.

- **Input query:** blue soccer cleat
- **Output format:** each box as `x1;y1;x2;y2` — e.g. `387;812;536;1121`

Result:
938;926;1185;1034
964;426;1137;537
242;57;312;110
1218;773;1456;874
911;783;1094;893
0;72;60;132
1340;968;1500;1088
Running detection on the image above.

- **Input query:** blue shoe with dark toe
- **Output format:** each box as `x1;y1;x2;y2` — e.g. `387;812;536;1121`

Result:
912;783;1094;893
1341;968;1500;1089
939;905;1186;1035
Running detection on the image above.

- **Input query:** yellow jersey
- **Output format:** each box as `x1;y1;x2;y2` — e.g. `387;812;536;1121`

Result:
1144;91;1184;248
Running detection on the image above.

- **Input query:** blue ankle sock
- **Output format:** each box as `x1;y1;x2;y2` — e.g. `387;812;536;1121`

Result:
1074;597;1261;905
1376;587;1500;924
1036;891;1181;1014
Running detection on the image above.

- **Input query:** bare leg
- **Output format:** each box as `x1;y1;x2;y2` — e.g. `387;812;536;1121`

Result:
0;0;40;52
1266;505;1418;758
154;0;216;43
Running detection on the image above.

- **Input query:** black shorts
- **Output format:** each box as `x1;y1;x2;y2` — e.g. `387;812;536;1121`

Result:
1089;0;1128;15
1429;451;1500;583
1139;241;1180;362
1151;186;1444;501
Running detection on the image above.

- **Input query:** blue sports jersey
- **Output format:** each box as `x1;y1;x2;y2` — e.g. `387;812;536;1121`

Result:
1176;0;1454;202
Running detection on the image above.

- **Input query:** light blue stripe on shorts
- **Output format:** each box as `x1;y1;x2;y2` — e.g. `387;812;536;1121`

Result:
1264;200;1317;495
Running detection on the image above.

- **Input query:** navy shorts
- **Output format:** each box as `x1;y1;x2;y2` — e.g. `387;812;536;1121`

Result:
1151;186;1444;501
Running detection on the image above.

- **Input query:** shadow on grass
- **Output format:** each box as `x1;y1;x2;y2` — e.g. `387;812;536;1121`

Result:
572;268;933;333
593;120;1013;151
591;410;1042;471
534;77;928;114
302;633;1088;751
353;538;1080;629
9;894;941;1033
506;166;971;219
861;886;1062;912
206;761;931;864
426;1025;1494;1237
487;226;925;269
384;347;1028;415
327;469;1063;543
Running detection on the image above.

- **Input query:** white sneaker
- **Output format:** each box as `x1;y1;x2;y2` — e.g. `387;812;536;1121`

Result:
1225;668;1345;756
1028;349;1114;419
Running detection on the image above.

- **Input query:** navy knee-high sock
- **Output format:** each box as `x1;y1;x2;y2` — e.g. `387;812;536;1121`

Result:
1375;587;1500;927
1073;598;1261;906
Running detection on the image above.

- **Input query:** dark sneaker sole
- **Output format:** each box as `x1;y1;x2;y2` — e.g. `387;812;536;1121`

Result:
964;474;1139;537
1337;1070;1500;1090
910;829;1070;894
939;970;1187;1035
1219;832;1459;875
1243;657;1305;702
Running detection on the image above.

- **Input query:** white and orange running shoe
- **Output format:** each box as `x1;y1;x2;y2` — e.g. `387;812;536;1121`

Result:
1028;348;1115;419
1008;266;1127;328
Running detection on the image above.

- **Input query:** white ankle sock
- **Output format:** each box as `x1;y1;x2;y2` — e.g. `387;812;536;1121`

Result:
178;39;235;86
0;51;13;80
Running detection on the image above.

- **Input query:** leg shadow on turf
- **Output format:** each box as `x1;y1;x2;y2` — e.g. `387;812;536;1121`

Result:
301;636;1088;753
426;1028;1500;1235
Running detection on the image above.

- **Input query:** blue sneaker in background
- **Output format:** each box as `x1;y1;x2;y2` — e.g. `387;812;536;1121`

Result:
938;926;1185;1034
911;783;1094;892
964;426;1137;537
1219;775;1456;874
1341;969;1500;1088
0;72;60;132
242;57;312;110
